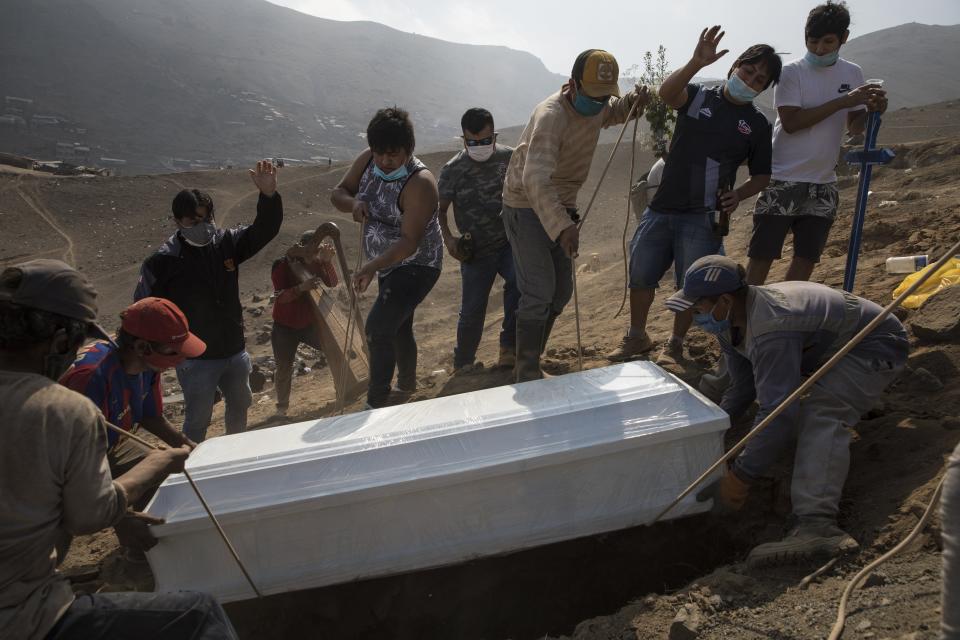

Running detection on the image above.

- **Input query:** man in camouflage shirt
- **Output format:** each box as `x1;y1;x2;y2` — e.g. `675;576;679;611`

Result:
438;108;518;370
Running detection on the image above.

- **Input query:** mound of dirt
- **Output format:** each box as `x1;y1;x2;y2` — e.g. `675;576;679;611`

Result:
912;285;960;343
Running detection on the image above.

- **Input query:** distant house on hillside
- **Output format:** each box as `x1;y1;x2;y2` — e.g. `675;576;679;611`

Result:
99;157;127;175
4;96;33;116
31;115;61;128
56;142;90;163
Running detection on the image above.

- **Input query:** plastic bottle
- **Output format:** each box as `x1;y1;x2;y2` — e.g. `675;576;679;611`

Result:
885;255;929;274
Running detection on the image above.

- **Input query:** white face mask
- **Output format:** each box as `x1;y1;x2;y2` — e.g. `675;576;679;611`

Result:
466;144;495;162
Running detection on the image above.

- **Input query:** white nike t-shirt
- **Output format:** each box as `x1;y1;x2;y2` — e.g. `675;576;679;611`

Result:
771;57;866;184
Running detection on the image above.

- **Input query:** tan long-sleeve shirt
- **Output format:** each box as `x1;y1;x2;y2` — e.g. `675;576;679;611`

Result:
0;372;128;640
502;86;642;240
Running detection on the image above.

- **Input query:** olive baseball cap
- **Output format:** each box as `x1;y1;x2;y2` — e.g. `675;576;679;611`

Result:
574;49;621;98
0;259;111;340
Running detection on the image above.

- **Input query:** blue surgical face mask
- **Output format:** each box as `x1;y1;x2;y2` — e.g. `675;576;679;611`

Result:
725;73;759;103
373;163;409;182
693;299;732;336
573;89;606;117
804;49;839;67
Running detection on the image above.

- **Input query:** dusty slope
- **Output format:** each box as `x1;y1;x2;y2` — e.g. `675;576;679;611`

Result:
3;120;960;638
0;0;563;173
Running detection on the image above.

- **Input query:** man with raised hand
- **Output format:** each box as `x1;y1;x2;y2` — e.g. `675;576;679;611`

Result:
502;49;649;381
608;27;780;366
136;161;282;442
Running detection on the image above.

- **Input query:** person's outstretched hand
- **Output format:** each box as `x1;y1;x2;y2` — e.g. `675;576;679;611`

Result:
249;160;278;197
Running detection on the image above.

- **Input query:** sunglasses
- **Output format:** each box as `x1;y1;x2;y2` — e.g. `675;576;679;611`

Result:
463;135;496;147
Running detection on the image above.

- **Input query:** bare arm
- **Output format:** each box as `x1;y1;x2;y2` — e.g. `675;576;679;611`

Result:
438;198;457;239
113;446;190;507
719;174;771;214
778;83;884;135
140;415;194;449
661;26;729;109
331;150;373;221
438;198;464;261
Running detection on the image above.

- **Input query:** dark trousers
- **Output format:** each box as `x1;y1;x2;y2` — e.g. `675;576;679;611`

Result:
271;322;323;409
454;243;520;368
365;265;440;407
45;591;237;640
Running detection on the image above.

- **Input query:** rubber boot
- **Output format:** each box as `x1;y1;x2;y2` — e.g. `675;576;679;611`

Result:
540;313;558;355
515;319;547;383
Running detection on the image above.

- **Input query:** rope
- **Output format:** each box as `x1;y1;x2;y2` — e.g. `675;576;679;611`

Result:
102;422;263;598
336;222;365;414
569;91;645;370
827;472;946;640
572;256;583;371
614;117;640;319
651;235;960;524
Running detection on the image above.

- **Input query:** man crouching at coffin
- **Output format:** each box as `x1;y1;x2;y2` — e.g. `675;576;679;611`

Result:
0;259;237;640
666;255;907;568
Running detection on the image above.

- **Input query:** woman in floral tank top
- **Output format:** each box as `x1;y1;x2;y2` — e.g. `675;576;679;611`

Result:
331;107;442;408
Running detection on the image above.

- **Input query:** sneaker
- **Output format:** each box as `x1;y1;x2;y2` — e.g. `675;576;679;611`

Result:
391;383;416;395
497;346;516;369
746;523;859;569
606;333;654;361
655;337;685;366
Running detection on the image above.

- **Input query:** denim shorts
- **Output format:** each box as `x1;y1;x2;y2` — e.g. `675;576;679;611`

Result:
628;207;724;289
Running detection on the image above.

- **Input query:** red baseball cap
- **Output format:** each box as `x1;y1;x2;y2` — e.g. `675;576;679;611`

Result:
120;297;206;358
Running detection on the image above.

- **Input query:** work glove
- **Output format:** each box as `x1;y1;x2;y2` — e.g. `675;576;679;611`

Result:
696;469;750;514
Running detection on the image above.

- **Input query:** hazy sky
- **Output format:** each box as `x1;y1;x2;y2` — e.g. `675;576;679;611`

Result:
267;0;959;76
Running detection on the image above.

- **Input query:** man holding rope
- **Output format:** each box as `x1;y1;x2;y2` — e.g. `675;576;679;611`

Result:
60;296;205;560
664;255;907;567
0;260;236;639
502;49;649;382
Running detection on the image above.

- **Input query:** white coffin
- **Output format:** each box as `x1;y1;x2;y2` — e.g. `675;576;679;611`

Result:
145;361;728;602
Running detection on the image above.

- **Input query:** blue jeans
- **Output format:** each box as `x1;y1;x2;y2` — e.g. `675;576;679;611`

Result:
629;207;724;289
501;205;574;323
176;351;252;443
365;265;440;408
45;591;237;639
454;243;519;368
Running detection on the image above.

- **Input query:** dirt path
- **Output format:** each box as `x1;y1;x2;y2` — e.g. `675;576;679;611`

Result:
218;165;344;227
15;176;77;266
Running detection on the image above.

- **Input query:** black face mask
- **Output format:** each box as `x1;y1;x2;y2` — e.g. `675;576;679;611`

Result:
180;222;217;247
43;348;76;381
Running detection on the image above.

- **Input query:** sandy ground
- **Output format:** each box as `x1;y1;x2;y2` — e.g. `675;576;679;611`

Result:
2;103;960;639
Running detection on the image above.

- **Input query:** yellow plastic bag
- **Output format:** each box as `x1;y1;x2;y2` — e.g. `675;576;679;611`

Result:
892;257;960;309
